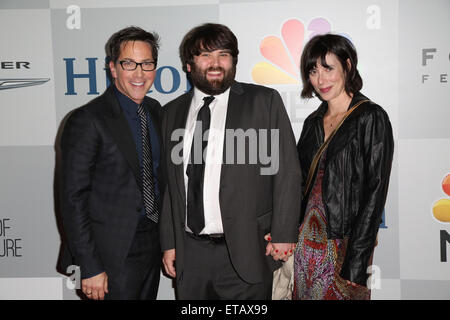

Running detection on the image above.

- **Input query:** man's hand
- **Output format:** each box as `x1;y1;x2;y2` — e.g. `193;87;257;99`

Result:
264;233;296;262
162;249;176;278
346;280;359;287
81;272;108;300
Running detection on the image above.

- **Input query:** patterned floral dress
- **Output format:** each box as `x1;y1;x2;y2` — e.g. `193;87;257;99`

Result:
293;152;370;300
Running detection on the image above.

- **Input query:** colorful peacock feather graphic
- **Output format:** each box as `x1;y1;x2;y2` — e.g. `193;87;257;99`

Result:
252;18;332;85
432;174;450;223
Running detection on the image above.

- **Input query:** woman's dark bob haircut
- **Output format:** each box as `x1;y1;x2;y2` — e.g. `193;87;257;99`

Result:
179;23;239;73
300;33;363;99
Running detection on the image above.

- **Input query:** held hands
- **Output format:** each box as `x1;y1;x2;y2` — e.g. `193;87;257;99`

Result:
264;233;296;262
346;280;359;287
81;272;108;300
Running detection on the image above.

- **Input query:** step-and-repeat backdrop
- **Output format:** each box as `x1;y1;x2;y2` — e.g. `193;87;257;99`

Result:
0;0;449;300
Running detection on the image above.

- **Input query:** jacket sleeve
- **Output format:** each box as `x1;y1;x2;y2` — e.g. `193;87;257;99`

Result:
160;186;175;251
158;107;176;251
340;106;394;286
269;89;303;243
60;108;104;279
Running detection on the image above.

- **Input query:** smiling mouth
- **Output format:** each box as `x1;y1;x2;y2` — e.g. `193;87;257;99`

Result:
207;71;223;77
131;81;145;86
319;86;332;93
206;67;224;77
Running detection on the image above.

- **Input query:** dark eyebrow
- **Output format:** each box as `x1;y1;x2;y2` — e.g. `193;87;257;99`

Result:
122;58;154;62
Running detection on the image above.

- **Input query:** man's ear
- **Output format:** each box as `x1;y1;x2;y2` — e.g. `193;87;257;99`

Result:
109;60;117;79
186;63;192;73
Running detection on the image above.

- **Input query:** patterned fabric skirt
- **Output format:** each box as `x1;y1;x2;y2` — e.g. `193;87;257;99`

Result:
293;154;370;300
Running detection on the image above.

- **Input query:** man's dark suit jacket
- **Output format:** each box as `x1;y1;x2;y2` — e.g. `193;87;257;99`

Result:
160;81;302;285
59;85;164;280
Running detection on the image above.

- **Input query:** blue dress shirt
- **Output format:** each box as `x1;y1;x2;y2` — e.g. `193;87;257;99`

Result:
113;85;160;215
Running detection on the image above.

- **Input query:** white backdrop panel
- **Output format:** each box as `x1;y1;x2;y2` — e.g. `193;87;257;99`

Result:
0;10;56;146
399;139;450;281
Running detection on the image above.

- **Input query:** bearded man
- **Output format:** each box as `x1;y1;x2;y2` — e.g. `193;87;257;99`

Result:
159;23;301;300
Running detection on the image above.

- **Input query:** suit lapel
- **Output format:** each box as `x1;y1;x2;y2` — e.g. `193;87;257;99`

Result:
219;82;245;212
102;86;142;190
174;91;194;208
326;92;369;162
144;97;161;145
223;81;245;132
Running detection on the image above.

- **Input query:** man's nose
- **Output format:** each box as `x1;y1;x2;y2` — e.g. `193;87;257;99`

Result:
210;54;220;67
135;63;145;75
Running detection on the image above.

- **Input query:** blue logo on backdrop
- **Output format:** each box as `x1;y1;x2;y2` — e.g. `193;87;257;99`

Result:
380;208;387;229
63;57;191;95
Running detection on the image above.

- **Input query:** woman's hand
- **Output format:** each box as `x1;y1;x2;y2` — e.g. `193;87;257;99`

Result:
346;280;359;288
264;233;296;262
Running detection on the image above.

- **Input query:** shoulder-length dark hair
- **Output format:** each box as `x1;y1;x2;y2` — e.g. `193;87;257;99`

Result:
300;33;363;99
179;23;239;73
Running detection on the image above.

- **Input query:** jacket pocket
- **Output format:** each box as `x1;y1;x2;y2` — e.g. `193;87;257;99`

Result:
257;210;272;234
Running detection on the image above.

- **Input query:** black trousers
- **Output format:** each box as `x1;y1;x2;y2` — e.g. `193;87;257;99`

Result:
106;216;161;300
177;233;272;300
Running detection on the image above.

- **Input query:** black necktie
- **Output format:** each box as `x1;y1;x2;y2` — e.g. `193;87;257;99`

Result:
186;96;215;234
137;104;158;223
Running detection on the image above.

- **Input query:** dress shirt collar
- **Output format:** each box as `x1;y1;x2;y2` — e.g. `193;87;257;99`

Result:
113;84;140;119
192;87;230;111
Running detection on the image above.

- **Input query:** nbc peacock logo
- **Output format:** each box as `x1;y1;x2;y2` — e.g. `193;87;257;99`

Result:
432;174;450;223
432;174;450;262
252;17;334;85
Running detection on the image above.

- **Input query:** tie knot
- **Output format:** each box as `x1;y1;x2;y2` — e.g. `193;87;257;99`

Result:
203;96;215;106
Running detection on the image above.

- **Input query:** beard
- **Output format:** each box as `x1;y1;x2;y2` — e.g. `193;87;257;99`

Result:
188;64;236;95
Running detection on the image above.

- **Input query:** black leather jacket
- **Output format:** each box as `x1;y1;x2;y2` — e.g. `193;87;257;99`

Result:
297;92;394;286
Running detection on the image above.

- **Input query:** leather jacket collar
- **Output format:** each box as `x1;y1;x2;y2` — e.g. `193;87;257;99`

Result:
309;91;370;120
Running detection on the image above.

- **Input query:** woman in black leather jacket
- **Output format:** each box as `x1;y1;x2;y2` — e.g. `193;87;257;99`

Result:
293;34;394;300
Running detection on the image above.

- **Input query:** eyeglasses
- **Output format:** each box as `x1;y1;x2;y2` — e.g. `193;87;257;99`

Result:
119;60;156;71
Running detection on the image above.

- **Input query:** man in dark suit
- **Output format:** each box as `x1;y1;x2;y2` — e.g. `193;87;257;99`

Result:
160;23;301;299
59;26;164;300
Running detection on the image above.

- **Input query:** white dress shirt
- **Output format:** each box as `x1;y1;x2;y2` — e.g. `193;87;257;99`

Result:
183;87;230;235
